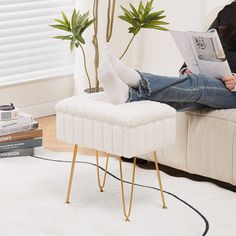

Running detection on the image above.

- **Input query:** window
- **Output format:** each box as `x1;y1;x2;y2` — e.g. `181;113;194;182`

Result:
0;0;75;86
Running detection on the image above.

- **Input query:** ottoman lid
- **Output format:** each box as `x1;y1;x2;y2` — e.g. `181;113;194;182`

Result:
56;92;176;127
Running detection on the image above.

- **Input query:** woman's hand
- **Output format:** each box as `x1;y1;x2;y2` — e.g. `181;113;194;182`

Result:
223;75;236;90
179;67;192;76
184;69;192;75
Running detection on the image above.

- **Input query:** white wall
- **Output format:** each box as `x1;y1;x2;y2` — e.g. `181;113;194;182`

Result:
204;0;233;29
0;76;74;118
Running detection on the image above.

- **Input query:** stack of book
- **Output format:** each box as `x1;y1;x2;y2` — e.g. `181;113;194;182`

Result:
0;113;43;158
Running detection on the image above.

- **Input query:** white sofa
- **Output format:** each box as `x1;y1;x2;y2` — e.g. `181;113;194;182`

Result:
145;109;236;186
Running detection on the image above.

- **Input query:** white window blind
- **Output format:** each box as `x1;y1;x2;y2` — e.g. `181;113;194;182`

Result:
0;0;75;86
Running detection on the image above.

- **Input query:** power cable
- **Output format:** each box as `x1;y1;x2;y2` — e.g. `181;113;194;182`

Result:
30;154;209;235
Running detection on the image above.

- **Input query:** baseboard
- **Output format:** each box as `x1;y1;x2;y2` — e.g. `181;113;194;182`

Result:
19;100;59;118
0;75;74;118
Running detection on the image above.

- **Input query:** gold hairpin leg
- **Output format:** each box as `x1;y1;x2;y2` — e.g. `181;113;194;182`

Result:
119;157;136;222
96;151;109;192
153;151;167;209
66;144;78;204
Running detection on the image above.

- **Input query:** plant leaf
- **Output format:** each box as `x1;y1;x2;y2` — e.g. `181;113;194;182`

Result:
77;11;89;27
71;9;77;29
146;0;154;14
155;10;165;16
152;20;169;25
50;24;71;32
61;11;70;29
53;35;72;40
143;25;168;31
118;15;133;24
80;19;94;34
154;25;169;31
120;0;169;60
75;11;81;25
129;3;140;19
138;1;144;14
76;35;85;44
145;12;165;21
120;6;133;19
128;26;140;35
70;37;76;52
54;18;67;27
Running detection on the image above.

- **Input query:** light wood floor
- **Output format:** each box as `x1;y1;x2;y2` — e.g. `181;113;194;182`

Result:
36;115;106;156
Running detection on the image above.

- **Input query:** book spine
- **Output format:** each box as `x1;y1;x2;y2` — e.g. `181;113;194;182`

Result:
0;122;38;136
0;129;43;143
0;138;42;152
0;148;34;158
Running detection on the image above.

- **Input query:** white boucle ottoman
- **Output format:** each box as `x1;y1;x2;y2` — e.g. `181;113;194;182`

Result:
56;92;176;221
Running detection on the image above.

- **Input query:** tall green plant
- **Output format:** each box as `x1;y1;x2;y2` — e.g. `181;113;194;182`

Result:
50;1;168;93
119;0;169;59
50;10;94;92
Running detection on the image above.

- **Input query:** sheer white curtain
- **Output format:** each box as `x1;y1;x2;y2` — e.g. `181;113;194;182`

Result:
0;0;75;86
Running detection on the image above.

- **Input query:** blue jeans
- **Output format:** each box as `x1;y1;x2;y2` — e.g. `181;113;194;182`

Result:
128;72;236;111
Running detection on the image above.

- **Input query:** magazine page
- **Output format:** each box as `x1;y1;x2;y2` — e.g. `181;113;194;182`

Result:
170;30;232;79
188;29;232;78
170;30;200;74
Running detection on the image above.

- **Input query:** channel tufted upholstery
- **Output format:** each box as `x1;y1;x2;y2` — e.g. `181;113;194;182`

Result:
56;92;176;158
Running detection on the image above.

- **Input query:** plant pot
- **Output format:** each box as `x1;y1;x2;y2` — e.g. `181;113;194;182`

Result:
84;87;104;94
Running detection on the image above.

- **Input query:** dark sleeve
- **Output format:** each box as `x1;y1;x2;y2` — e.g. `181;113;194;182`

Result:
208;15;220;31
179;63;187;73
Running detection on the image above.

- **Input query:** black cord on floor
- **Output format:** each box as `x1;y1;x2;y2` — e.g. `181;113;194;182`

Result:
30;154;209;235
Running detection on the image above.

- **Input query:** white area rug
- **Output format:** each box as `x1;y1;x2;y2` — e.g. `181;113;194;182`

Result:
0;148;236;236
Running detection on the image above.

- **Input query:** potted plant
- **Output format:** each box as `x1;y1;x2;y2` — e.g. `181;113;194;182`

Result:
50;0;168;93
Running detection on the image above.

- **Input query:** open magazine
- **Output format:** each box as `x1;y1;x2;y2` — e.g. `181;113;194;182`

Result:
170;29;232;79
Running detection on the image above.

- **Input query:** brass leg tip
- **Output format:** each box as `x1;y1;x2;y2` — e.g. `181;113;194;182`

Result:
66;200;70;204
125;218;130;222
162;205;167;209
100;188;104;192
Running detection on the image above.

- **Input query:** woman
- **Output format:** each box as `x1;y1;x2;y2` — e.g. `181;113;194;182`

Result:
100;1;236;111
180;1;236;77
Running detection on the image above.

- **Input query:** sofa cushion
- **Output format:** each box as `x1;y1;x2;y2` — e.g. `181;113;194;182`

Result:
56;92;176;127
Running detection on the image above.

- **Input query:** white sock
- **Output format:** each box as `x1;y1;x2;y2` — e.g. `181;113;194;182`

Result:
102;43;141;87
99;59;129;104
